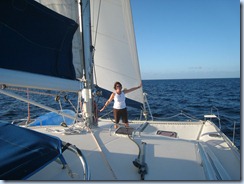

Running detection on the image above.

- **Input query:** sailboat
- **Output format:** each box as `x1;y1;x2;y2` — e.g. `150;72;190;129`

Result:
0;0;240;181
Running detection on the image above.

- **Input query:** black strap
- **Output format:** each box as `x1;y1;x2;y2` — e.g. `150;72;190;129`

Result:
62;142;71;152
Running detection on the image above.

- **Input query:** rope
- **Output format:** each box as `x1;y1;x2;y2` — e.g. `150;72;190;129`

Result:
65;95;78;113
152;111;200;121
58;99;66;123
99;110;113;119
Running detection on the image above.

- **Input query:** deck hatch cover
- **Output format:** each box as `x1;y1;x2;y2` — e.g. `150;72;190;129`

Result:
156;130;177;138
115;127;134;135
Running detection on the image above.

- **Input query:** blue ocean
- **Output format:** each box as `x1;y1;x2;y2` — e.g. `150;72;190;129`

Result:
141;78;240;148
0;78;240;149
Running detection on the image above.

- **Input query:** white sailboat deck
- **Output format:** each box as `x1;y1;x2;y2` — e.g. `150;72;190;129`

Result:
27;119;240;180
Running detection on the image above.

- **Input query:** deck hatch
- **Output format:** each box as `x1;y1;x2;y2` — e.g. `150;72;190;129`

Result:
115;127;134;135
156;130;177;138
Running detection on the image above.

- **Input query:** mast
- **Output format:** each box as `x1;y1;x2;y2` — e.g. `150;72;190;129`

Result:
80;0;95;127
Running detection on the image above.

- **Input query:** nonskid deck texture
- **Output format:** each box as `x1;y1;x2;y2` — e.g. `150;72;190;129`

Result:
27;119;240;180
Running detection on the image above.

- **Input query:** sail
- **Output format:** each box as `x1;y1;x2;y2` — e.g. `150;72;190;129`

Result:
91;0;144;109
0;0;83;91
36;0;84;80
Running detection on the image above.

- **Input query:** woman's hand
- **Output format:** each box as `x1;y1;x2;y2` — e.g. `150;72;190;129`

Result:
124;82;143;94
100;93;114;112
100;106;106;112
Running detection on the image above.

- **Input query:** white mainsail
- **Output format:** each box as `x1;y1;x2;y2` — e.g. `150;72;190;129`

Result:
91;0;144;108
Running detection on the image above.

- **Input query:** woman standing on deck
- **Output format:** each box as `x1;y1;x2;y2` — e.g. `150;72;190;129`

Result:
100;81;142;129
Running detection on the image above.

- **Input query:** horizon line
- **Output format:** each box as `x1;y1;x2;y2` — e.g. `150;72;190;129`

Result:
141;77;240;81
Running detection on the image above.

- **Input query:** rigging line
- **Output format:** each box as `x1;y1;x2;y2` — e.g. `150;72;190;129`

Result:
92;0;102;86
181;113;200;121
67;99;78;113
93;0;102;48
98;110;113;119
152;111;200;121
93;57;98;86
152;113;183;120
180;111;200;121
58;99;66;124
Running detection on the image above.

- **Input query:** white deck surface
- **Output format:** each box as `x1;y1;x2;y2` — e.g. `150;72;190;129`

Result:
27;119;240;181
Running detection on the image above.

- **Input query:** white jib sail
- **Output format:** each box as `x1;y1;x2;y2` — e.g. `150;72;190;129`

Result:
91;0;144;107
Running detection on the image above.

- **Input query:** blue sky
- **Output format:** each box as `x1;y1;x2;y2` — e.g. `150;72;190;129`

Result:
130;0;240;80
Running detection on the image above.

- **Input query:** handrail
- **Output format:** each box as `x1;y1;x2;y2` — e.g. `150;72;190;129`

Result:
130;137;148;180
132;122;149;138
65;144;91;180
204;106;221;129
211;106;221;129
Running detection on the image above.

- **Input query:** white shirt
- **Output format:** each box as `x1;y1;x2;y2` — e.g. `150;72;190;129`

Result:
113;91;126;109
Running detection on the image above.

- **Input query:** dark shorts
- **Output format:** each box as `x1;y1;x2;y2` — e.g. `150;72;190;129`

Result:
113;108;128;124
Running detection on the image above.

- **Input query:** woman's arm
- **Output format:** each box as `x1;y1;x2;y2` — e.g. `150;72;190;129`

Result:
124;82;142;94
100;92;115;112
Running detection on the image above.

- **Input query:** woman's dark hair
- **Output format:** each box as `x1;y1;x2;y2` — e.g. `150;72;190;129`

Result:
114;81;122;90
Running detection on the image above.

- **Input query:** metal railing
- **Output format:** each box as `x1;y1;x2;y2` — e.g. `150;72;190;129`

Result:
64;143;91;180
204;106;221;129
